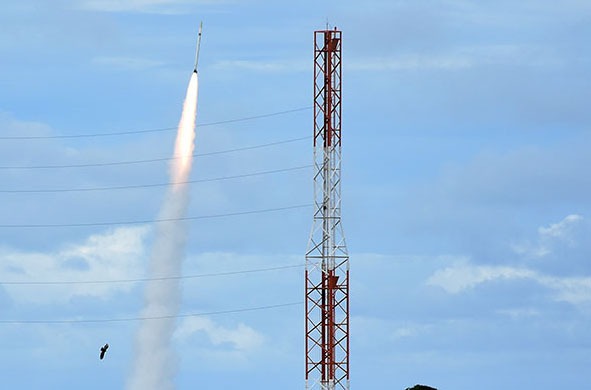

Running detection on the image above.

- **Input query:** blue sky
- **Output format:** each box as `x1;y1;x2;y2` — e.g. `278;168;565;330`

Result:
1;0;590;389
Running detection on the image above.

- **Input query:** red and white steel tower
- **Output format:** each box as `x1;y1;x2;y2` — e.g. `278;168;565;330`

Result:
306;28;349;390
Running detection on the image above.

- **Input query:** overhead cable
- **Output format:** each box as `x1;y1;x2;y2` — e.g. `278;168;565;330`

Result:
0;203;312;228
0;136;311;170
0;302;303;324
0;106;312;140
0;165;312;193
0;263;305;285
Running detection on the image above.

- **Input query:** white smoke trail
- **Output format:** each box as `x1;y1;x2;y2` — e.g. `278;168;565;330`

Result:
127;72;199;390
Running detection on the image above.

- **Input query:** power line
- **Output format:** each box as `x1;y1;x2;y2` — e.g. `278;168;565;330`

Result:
0;165;312;193
198;107;311;128
0;203;312;228
0;106;313;140
0;301;303;324
0;136;311;170
0;263;305;285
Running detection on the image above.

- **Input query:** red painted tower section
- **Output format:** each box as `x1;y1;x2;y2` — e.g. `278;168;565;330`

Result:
306;28;349;390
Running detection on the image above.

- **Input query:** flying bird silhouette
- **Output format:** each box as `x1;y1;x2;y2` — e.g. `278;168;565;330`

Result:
99;343;109;360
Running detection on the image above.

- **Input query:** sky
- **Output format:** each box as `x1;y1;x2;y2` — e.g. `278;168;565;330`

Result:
1;0;590;389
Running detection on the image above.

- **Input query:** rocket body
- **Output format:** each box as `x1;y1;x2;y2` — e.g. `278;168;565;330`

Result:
194;22;203;72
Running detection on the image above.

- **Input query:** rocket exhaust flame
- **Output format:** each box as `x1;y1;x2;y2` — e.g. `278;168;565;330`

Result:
172;73;198;184
127;72;199;390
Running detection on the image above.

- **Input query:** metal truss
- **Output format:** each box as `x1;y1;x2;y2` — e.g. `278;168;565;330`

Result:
306;28;349;390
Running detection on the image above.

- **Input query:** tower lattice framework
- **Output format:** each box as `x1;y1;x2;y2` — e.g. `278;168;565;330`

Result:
306;28;349;390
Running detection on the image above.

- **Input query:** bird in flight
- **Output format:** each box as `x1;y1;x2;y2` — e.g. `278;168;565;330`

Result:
99;343;109;360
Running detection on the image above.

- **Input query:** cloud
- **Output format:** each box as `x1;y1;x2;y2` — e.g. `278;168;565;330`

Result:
212;59;308;73
349;54;472;71
348;44;562;72
174;316;264;351
173;315;267;371
539;214;583;241
542;276;591;306
512;214;584;258
387;137;591;254
0;111;55;139
78;0;226;14
446;0;591;27
427;263;535;294
0;226;150;304
351;315;433;351
92;56;167;71
427;263;591;307
423;214;590;308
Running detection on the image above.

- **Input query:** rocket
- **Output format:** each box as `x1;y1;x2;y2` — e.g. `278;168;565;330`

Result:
193;21;203;73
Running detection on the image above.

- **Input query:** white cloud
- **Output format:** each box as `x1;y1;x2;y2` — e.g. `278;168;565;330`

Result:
349;44;562;72
512;214;583;258
349;54;473;71
174;316;264;351
426;214;590;308
0;111;54;138
541;275;591;305
495;308;541;318
92;56;166;71
427;263;535;294
538;214;583;241
0;226;150;304
427;263;591;306
391;324;427;340
213;59;308;73
79;0;225;14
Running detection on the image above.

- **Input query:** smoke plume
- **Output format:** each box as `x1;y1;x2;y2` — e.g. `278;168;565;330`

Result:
127;72;198;390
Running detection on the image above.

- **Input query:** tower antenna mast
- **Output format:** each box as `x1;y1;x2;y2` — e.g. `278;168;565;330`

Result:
306;27;349;390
